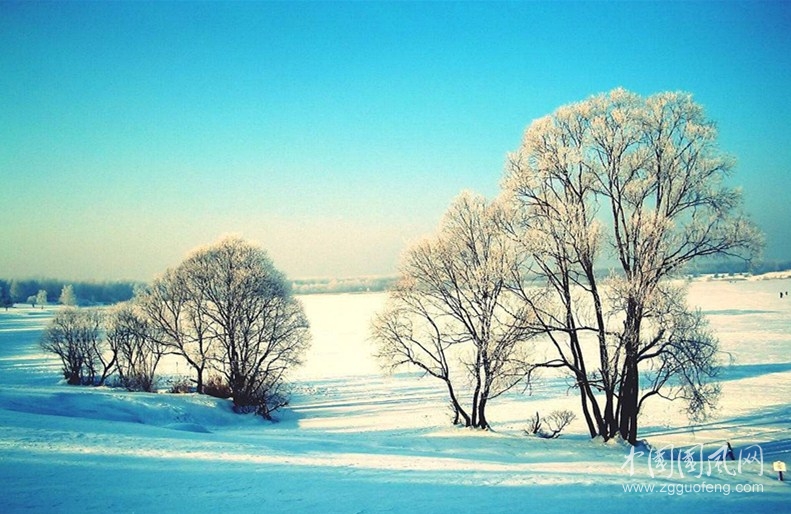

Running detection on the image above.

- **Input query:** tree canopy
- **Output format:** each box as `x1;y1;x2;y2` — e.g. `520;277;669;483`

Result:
501;88;762;443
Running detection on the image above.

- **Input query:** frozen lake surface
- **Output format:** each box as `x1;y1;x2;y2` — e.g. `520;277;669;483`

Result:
1;277;790;512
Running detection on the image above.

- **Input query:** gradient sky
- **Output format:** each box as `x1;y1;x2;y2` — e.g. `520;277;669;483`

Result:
2;1;790;281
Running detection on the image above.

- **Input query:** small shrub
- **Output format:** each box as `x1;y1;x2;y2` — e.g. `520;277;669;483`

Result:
525;410;576;439
169;378;193;394
230;385;290;420
120;372;156;393
526;411;542;435
204;375;232;399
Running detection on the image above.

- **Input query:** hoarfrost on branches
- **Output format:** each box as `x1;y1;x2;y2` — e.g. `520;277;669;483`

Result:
501;88;762;444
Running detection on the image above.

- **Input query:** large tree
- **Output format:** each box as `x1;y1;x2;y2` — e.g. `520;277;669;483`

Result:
146;237;311;418
502;88;761;444
372;192;532;429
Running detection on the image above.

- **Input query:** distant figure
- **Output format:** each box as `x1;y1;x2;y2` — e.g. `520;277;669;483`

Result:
727;441;735;461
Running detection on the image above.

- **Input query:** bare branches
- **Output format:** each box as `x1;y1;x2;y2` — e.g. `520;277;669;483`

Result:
525;410;577;439
131;237;311;418
106;302;164;392
40;308;113;386
372;192;535;429
501;88;761;444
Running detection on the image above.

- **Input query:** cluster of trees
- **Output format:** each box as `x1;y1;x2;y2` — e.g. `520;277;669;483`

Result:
0;284;76;310
32;89;763;441
40;237;311;419
0;278;137;308
372;89;761;444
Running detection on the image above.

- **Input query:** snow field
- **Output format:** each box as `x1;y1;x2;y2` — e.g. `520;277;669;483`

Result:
1;279;790;512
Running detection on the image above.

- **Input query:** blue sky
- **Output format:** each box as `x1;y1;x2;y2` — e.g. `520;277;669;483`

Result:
2;1;789;280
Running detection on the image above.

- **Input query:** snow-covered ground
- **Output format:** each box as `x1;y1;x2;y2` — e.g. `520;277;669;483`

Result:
1;279;790;512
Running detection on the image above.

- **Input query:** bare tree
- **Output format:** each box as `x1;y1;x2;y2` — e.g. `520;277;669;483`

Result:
106;302;164;392
40;308;114;385
175;237;311;418
373;293;470;425
372;192;533;429
138;268;216;393
502;88;762;444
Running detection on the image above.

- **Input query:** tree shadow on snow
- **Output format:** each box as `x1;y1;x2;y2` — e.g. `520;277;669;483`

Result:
717;362;791;382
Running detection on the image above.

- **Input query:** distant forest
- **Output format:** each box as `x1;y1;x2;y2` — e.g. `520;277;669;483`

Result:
2;259;789;307
0;278;141;307
685;258;791;276
0;276;398;307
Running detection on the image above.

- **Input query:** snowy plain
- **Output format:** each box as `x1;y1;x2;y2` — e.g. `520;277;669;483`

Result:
1;277;790;512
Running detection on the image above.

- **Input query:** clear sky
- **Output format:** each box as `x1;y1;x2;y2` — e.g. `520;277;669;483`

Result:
2;1;790;281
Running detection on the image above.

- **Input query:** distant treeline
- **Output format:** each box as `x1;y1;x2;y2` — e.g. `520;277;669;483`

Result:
685;259;791;276
287;259;791;294
0;278;140;307
3;260;789;306
291;276;397;295
0;276;398;306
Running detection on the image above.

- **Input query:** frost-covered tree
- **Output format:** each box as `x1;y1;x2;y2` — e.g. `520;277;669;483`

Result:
502;88;762;444
161;237;311;418
40;308;114;385
138;267;216;394
106;302;164;392
9;281;22;304
59;284;77;306
372;192;533;429
36;289;47;309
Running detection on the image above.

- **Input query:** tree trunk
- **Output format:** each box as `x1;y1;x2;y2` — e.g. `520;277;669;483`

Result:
446;380;470;426
578;379;598;438
476;395;489;429
470;351;483;428
618;355;639;444
569;329;607;439
67;368;81;385
618;298;642;444
585;264;618;439
195;367;205;394
470;387;480;428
